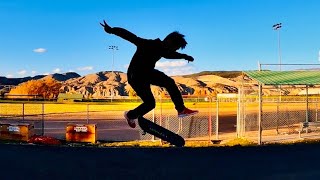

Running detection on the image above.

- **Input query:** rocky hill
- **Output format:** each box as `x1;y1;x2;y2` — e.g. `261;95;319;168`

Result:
0;72;81;96
4;70;312;98
0;72;80;85
0;71;249;98
59;71;246;98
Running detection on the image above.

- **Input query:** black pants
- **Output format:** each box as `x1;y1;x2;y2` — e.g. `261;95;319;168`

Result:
127;69;185;119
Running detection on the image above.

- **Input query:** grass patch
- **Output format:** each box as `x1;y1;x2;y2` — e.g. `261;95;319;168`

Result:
223;138;257;146
264;138;320;146
294;139;320;144
98;141;166;147
97;140;218;148
185;141;219;147
97;140;222;148
4;137;320;148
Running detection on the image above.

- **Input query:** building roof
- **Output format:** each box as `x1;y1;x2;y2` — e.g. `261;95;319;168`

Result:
244;71;320;85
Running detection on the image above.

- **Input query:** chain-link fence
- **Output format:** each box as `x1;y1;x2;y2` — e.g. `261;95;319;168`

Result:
238;88;320;144
3;94;318;144
0;98;221;142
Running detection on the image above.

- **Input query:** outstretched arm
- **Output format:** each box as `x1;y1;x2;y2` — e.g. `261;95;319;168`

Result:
163;51;194;62
100;20;141;45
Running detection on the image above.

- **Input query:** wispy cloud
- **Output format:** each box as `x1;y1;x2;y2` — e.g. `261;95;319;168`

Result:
156;60;188;68
33;48;47;53
155;60;195;76
31;71;37;75
6;74;13;78
17;70;27;76
53;68;61;73
123;60;195;76
77;66;93;71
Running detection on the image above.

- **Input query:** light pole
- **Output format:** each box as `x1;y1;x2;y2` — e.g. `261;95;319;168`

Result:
273;23;282;71
273;23;282;134
108;45;118;74
108;45;118;102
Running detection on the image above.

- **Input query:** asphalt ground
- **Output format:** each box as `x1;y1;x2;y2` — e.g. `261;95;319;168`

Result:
0;111;238;142
1;143;320;180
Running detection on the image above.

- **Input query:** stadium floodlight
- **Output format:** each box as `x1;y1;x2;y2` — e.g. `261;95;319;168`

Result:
273;23;282;71
272;23;282;30
108;45;118;102
108;45;119;74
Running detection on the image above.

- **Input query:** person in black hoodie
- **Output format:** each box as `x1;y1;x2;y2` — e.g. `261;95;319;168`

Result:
100;20;198;128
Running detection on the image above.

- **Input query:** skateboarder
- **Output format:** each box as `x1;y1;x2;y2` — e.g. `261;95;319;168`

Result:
100;20;198;128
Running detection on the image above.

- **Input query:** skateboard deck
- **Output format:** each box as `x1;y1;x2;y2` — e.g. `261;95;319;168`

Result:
138;116;185;147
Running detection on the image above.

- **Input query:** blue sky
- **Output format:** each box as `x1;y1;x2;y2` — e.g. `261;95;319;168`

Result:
1;0;320;78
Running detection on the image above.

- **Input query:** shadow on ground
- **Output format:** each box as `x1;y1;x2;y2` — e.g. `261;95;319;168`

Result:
1;143;320;179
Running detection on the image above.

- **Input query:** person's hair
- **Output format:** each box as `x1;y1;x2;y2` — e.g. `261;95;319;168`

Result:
163;31;187;49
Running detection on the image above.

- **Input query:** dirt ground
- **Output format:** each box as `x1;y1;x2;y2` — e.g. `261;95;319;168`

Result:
1;143;320;179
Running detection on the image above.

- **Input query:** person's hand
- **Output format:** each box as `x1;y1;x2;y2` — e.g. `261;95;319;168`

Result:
185;55;194;62
100;20;112;34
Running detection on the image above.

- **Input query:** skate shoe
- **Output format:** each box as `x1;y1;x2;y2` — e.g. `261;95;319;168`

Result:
124;111;136;128
178;107;199;118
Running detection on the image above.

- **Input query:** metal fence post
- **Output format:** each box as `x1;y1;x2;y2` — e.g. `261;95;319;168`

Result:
159;96;162;127
22;103;25;121
316;98;318;122
237;90;240;138
258;84;262;145
236;97;241;138
306;85;309;123
42;103;44;135
305;85;309;133
152;109;155;141
208;98;212;141
87;104;89;124
216;99;219;140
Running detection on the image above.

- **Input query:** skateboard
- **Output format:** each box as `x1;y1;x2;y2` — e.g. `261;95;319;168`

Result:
138;116;185;147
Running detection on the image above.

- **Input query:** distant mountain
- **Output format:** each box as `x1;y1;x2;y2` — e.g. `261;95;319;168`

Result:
0;71;252;98
43;72;81;81
2;70;319;98
59;71;244;98
61;71;128;98
0;72;80;86
0;76;42;85
7;70;311;98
